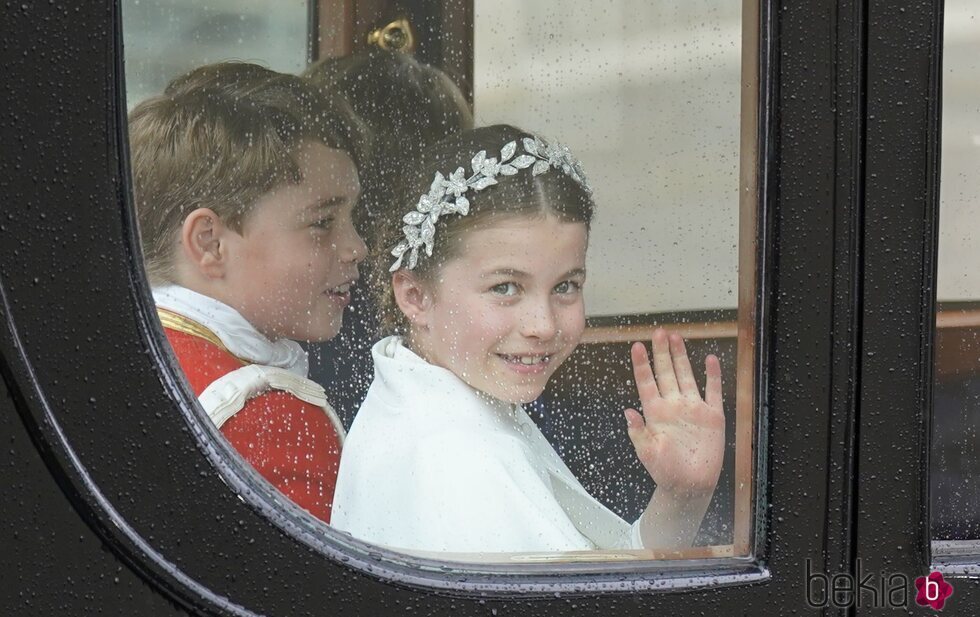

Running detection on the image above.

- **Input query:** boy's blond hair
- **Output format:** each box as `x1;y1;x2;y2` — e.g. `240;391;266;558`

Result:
128;62;366;285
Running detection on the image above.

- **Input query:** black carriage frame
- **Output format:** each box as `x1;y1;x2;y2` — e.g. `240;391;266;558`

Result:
2;0;978;615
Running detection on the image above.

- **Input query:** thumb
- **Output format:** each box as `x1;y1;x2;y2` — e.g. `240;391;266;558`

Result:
624;408;647;445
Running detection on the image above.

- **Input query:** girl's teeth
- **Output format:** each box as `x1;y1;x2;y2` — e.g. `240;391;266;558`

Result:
506;355;549;365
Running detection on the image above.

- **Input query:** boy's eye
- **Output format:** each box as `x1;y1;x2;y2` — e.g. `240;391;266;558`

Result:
490;282;520;296
554;280;582;295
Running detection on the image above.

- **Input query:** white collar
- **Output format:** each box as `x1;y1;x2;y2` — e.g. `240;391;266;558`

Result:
362;335;637;549
152;284;309;377
370;335;518;421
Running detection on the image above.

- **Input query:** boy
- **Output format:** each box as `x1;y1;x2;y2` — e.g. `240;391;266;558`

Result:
128;62;367;523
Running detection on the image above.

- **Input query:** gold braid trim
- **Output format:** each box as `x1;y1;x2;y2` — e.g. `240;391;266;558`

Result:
157;308;248;365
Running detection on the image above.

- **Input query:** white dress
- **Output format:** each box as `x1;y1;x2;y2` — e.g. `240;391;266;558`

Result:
332;336;641;554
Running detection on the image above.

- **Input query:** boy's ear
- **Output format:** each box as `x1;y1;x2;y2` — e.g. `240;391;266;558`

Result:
180;208;231;279
391;270;434;328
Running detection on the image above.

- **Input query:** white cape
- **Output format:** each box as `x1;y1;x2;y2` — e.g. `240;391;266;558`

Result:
332;336;641;554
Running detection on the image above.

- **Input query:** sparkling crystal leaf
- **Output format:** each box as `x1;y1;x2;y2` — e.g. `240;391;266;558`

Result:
456;195;469;215
522;137;538;155
445;167;468;196
403;211;426;225
408;247;419;269
421;217;436;244
471;150;486;174
389;253;404;272
500;140;517;161
471;176;498;190
391;241;408;257
417;194;434;213
532;160;550;176
511;155;535;169
403;224;420;244
427;184;446;202
430;171;445;194
499;164;517;176
480;158;499;177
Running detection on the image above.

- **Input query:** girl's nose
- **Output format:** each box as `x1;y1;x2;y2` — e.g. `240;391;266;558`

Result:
519;300;558;340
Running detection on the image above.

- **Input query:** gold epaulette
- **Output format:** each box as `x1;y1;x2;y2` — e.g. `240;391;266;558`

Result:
156;308;248;365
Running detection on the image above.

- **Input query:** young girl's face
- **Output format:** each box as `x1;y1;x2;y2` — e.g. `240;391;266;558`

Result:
410;214;588;404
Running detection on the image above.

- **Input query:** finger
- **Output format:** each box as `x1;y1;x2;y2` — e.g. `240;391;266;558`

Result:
704;354;724;410
651;328;679;396
669;332;699;397
630;341;660;403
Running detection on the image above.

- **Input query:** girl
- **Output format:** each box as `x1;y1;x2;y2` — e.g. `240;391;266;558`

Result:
332;125;725;555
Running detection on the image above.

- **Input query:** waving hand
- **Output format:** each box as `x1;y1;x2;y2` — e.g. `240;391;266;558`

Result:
624;328;725;497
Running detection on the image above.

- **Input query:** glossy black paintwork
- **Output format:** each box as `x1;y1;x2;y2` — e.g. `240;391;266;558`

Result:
2;1;975;615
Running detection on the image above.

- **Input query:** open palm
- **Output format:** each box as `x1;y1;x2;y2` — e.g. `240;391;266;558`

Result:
624;328;726;496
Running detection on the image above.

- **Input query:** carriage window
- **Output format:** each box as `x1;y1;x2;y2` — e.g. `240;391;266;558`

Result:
121;0;761;569
932;0;980;564
121;0;308;108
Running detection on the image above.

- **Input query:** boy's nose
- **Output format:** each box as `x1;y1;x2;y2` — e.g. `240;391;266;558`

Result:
339;224;368;264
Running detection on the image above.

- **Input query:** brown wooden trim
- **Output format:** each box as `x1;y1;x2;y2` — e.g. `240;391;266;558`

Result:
581;322;737;344
437;0;473;105
316;0;355;60
733;0;761;560
937;308;980;328
581;308;980;347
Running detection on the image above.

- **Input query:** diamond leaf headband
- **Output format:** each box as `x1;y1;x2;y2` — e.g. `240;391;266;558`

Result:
389;135;591;272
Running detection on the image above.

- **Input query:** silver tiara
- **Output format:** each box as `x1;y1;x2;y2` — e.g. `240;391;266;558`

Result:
389;135;591;272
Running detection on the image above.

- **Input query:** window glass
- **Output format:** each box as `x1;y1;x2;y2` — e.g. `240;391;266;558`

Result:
474;1;740;317
469;0;751;559
933;0;980;553
122;0;308;108
122;0;759;567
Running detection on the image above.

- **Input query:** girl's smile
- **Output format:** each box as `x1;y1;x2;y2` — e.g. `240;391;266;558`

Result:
403;214;588;404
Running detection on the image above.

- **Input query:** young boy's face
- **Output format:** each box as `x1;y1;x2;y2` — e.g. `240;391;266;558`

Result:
222;140;365;342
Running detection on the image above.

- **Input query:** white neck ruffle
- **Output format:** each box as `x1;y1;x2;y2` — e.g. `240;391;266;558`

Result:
152;284;309;377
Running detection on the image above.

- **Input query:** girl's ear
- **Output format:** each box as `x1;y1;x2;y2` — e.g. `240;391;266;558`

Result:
180;208;230;279
392;270;434;329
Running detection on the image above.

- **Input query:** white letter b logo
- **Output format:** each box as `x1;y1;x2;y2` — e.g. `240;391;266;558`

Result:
925;579;940;601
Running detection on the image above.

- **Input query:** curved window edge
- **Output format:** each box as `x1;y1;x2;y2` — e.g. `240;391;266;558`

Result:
112;0;776;598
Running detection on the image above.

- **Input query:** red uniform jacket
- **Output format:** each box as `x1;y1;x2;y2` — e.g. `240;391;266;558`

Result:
163;325;342;523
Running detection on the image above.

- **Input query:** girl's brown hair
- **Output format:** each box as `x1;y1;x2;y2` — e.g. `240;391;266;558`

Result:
304;49;474;241
374;124;596;333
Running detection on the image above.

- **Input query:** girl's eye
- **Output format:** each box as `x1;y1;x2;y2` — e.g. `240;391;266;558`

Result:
311;217;334;230
490;282;520;296
554;280;582;295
